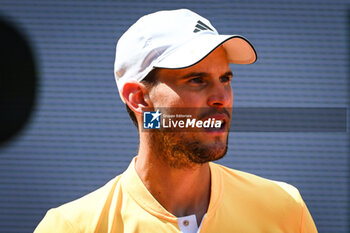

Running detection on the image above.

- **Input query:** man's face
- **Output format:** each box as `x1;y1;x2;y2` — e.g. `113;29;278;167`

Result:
147;46;233;168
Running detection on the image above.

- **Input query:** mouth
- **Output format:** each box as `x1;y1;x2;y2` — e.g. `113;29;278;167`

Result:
202;114;229;134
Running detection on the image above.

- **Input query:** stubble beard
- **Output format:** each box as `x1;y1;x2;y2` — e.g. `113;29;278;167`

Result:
150;130;229;169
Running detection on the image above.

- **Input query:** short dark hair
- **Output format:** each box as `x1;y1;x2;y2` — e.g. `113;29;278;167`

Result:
125;69;159;129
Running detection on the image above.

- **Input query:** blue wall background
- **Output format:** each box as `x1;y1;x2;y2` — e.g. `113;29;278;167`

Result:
0;0;349;232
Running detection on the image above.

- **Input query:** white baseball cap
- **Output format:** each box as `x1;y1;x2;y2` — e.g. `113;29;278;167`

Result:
114;9;257;101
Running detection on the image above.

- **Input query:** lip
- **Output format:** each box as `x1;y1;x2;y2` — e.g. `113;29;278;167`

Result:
201;113;229;134
202;113;229;123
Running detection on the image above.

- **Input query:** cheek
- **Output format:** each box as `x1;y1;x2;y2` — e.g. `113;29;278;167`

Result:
180;94;204;107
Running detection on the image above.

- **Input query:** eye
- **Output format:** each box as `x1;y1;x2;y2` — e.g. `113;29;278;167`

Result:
220;75;231;83
188;77;204;84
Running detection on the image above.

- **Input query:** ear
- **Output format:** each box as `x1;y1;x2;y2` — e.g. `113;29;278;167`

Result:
122;82;152;115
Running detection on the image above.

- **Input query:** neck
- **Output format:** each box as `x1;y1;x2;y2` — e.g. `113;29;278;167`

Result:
135;132;211;225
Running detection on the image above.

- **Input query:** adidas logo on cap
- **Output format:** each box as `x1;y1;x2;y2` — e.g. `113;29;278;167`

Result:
193;20;214;33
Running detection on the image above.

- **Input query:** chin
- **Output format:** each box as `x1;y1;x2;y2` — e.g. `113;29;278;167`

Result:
188;139;228;164
152;129;229;168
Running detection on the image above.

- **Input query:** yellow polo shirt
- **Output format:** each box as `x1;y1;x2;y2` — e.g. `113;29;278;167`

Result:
35;158;317;232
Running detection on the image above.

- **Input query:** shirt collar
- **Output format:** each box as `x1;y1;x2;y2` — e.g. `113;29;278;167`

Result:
121;157;223;222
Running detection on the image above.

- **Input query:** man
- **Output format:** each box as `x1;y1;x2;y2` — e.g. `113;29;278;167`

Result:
35;9;318;233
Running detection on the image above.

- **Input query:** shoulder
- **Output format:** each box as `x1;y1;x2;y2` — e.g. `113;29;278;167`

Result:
209;163;317;232
34;175;123;233
211;162;304;208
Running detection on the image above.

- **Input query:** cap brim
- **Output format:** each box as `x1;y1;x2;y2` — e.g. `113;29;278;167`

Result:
154;34;257;69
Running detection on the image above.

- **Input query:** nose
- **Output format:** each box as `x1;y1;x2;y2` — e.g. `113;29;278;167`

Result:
207;83;232;108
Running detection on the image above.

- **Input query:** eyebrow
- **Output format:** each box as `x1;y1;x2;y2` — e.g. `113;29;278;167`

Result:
180;71;233;79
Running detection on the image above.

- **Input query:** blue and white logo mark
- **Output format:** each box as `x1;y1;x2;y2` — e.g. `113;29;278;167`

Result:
143;110;161;129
